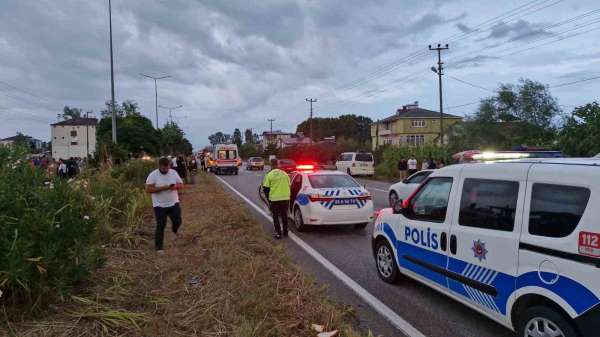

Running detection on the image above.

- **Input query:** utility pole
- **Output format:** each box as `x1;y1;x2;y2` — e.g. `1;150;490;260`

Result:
375;119;380;151
429;43;449;145
85;111;92;158
140;73;171;128
305;98;317;142
159;104;183;124
108;0;117;143
268;118;275;133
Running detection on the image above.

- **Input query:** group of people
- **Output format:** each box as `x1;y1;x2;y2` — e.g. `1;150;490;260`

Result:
56;157;84;179
167;154;202;184
397;155;446;179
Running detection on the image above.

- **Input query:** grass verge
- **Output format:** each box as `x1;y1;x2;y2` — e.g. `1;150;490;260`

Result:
2;172;367;337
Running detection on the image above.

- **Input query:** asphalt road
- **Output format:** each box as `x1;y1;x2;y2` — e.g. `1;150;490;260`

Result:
214;166;513;337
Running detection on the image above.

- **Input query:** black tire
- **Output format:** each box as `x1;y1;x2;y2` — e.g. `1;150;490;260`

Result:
346;168;352;176
374;239;400;284
354;222;368;230
293;207;307;232
234;169;238;175
516;306;578;337
389;191;399;208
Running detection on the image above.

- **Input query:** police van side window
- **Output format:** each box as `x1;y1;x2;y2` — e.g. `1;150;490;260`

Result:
529;183;590;238
459;179;519;231
405;177;453;223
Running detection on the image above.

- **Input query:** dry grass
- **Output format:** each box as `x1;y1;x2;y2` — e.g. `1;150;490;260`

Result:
1;173;366;337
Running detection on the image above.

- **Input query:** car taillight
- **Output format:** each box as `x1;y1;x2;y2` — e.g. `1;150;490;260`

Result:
308;194;333;202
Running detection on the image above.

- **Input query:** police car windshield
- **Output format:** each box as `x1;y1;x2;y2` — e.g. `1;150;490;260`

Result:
308;174;360;188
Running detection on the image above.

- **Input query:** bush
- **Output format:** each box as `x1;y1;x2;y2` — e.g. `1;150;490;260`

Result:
374;144;452;178
0;147;103;306
110;159;156;186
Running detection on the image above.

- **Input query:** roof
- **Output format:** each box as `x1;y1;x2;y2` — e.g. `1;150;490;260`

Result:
51;117;98;126
0;135;41;142
281;137;312;145
262;130;293;136
378;107;461;123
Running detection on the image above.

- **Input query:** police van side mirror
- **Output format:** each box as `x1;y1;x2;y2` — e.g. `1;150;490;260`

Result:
393;199;404;214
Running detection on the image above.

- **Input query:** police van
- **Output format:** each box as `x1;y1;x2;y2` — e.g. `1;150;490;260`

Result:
372;158;600;337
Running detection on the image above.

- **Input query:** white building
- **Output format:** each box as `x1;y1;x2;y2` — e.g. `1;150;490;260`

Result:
51;118;97;159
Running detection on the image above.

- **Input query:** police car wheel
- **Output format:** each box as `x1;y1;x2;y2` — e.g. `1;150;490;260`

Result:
294;208;307;232
346;168;352;176
375;240;399;283
389;191;399;208
518;306;577;337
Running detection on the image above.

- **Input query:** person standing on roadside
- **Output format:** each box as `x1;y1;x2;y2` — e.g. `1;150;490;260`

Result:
397;157;408;180
145;157;184;254
407;155;418;176
262;159;291;239
188;156;198;184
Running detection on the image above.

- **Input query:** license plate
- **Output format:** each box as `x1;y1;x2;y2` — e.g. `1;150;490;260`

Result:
333;198;357;205
360;163;369;167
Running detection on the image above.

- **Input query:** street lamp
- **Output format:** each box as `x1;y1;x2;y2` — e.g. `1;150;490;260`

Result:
140;73;171;128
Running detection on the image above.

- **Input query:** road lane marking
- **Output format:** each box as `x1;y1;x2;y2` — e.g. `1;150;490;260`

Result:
366;186;388;193
215;175;426;337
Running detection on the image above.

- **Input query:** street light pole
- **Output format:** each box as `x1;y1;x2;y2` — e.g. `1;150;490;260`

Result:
429;43;449;145
140;73;171;128
108;0;117;143
305;98;317;141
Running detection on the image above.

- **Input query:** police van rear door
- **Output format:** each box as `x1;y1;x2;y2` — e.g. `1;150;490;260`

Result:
396;176;455;290
446;164;528;321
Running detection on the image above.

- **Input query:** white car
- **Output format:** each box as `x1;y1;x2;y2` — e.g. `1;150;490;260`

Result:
373;158;600;337
288;165;374;230
388;170;434;207
336;152;375;176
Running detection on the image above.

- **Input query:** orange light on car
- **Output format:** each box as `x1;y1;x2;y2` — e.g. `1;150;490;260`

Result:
296;164;315;171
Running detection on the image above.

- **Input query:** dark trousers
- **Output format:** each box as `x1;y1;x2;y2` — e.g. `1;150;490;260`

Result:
153;203;182;250
408;169;417;176
270;200;289;235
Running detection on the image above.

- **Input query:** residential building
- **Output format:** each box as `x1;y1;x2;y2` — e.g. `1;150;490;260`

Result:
279;136;313;148
371;102;462;149
51;117;97;159
0;134;42;150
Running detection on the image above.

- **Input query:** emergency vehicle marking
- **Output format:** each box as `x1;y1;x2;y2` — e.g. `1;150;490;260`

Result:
379;222;600;317
472;239;488;262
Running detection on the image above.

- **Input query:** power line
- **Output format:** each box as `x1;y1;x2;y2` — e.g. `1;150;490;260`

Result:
447;75;495;93
550;75;600;88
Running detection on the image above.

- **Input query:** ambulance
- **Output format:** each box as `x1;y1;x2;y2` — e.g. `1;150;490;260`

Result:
211;144;241;175
372;158;600;337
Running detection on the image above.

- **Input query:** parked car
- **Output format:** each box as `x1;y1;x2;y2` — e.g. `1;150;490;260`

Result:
388;170;434;207
335;152;374;176
372;158;600;337
276;159;297;174
246;157;264;170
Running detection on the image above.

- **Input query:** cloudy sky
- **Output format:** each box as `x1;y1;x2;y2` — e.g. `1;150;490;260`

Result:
1;0;599;149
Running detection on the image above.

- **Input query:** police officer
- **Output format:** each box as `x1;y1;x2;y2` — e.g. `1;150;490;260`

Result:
262;159;291;239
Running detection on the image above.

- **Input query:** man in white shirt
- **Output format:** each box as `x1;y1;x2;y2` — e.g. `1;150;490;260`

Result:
407;155;418;176
146;157;184;254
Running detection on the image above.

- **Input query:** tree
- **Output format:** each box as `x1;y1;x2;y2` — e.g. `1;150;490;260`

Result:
96;113;161;156
244;128;254;145
558;102;600;156
161;121;191;155
296;114;372;143
448;79;561;150
208;132;231;145
232;128;242;148
59;106;82;120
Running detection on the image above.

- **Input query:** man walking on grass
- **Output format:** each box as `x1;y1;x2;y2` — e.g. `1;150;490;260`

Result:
146;157;184;254
262;158;291;239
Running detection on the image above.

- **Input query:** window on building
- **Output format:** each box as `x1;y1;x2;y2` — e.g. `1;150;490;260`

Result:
411;120;425;128
406;135;425;146
70;130;77;137
383;138;393;145
71;141;78;145
405;177;453;222
459;179;519;231
529;183;590;238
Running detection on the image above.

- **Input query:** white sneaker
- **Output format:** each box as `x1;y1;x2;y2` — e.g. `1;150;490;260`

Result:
157;250;165;255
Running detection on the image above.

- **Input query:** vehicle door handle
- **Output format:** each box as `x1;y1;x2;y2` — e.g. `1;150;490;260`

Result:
440;232;447;252
450;235;457;255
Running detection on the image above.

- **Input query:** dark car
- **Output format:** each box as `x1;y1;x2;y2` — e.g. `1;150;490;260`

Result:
246;157;265;170
277;159;297;173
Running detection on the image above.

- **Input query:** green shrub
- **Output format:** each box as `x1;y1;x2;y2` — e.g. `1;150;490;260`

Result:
374;145;452;178
110;159;155;186
0;147;103;306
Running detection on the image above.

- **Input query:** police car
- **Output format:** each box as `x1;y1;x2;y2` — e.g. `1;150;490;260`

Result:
288;165;374;230
372;159;600;337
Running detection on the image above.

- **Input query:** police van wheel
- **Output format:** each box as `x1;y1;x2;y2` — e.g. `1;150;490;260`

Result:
375;240;400;284
517;306;577;337
294;208;307;232
346;168;352;176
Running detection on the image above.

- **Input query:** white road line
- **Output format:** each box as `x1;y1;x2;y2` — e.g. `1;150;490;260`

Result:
366;186;388;193
215;175;426;337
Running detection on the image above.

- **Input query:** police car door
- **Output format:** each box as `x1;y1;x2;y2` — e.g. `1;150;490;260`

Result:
397;176;455;290
447;164;527;320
